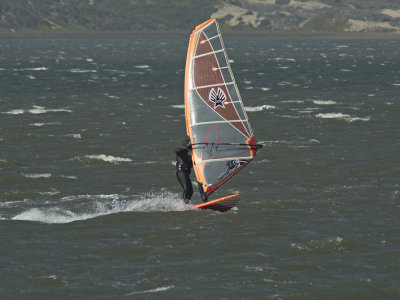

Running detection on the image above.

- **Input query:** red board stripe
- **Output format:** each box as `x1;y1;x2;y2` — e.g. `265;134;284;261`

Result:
194;194;240;212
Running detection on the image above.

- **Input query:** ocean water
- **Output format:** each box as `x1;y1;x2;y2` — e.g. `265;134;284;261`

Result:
0;37;399;298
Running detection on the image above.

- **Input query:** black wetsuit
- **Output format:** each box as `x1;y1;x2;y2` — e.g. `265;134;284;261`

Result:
175;146;193;203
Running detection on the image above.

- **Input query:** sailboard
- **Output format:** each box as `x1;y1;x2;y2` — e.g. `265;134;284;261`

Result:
193;194;240;213
184;18;261;212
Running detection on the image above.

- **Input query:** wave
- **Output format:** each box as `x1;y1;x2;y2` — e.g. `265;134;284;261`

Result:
80;154;132;163
273;57;296;62
312;100;337;105
281;100;305;104
30;106;72;114
135;65;151;69
125;285;175;296
66;134;82;139
2;106;72;115
30;122;61;127
5;67;49;71
69;69;97;73
291;236;345;254
2;109;24;115
170;104;185;109
22;173;52;179
24;67;49;71
245;105;276;112
11;192;192;224
60;175;78;180
316;112;370;122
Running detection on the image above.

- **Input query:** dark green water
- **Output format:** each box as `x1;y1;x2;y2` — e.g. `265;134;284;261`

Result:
0;38;399;298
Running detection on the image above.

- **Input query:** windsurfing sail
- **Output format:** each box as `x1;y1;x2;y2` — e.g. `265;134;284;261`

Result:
185;18;261;198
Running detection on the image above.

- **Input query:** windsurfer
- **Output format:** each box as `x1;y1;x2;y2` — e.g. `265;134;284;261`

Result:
175;137;193;203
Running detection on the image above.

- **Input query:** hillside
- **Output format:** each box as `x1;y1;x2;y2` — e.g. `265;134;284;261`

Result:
1;0;400;36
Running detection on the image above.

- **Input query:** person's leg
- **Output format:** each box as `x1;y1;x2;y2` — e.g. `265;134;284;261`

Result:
176;170;192;203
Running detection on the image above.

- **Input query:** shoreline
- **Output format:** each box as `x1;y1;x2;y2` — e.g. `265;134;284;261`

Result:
1;29;400;40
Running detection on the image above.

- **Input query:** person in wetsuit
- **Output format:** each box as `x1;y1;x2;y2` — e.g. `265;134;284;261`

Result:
175;138;193;203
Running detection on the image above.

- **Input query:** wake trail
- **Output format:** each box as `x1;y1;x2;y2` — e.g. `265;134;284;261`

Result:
10;192;193;224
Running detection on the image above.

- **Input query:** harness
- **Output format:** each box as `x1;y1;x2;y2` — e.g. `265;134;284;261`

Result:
176;162;190;173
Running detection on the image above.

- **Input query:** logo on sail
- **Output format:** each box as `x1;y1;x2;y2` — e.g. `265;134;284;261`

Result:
209;87;227;109
217;159;247;181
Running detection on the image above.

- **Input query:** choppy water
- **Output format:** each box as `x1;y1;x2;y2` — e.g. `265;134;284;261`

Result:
1;37;399;298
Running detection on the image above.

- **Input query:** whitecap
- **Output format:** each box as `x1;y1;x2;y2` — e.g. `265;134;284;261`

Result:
273;58;296;62
61;194;120;202
30;122;61;127
25;67;48;71
60;175;78;180
309;139;321;144
253;158;269;164
170;104;185;109
245;105;276;112
22;173;52;179
105;94;119;99
69;69;97;73
297;110;316;114
2;109;24;115
260;87;270;91
312;100;336;105
277;81;293;86
281;100;305;104
83;154;132;163
13;208;85;224
38;189;60;196
291;236;345;254
261;140;292;146
28;106;72;114
125;285;175;296
66;134;82;139
135;65;150;69
282;115;302;119
316;113;370;122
